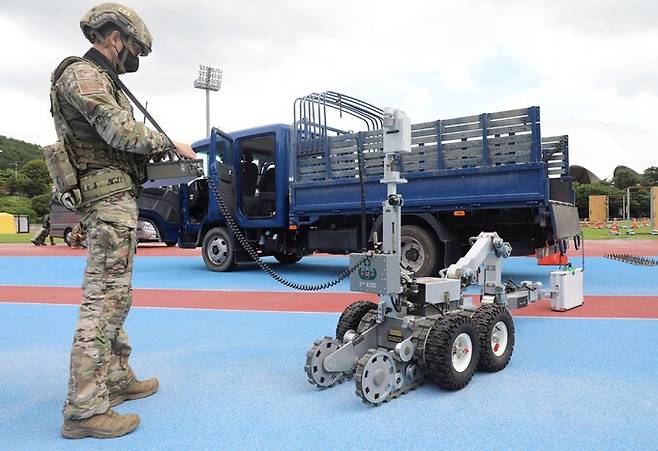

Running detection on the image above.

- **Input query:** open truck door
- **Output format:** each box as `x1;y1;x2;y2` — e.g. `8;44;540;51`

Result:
179;128;234;248
231;127;289;230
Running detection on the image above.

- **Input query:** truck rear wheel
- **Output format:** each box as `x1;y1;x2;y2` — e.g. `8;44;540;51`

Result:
471;304;515;372
401;225;437;277
202;227;236;271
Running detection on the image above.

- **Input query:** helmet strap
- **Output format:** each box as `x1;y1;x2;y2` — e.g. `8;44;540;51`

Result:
93;30;124;73
117;37;129;74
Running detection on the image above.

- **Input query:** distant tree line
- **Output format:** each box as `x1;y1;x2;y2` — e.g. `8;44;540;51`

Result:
0;135;51;222
1;134;655;223
574;166;658;219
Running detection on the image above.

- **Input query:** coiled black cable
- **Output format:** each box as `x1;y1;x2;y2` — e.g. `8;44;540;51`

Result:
207;176;371;291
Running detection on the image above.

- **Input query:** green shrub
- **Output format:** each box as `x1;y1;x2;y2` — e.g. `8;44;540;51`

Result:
0;196;37;222
31;193;52;219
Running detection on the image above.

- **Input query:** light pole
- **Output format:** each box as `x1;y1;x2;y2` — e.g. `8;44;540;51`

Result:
193;65;222;137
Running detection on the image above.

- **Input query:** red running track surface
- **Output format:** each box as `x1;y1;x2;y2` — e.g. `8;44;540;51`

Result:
0;286;656;318
0;243;201;257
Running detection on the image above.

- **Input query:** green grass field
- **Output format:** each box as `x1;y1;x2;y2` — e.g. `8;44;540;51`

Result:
581;224;658;240
0;233;64;244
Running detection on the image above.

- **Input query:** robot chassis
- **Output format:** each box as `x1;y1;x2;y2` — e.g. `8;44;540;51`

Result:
305;109;541;405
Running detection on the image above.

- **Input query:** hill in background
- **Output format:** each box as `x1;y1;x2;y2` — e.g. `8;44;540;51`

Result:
0;135;43;168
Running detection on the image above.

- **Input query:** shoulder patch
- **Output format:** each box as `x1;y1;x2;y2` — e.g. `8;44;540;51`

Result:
76;78;107;96
68;64;106;96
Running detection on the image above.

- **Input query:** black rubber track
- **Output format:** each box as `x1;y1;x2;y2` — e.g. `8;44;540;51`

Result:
335;301;377;342
471;303;515;372
356;310;378;334
423;313;480;390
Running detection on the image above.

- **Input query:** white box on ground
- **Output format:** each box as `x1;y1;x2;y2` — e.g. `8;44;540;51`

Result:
549;268;584;311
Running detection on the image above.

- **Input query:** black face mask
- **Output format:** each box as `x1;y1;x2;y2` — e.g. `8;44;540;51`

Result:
117;45;139;73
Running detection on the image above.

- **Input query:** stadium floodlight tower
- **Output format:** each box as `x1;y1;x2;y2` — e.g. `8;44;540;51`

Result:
193;65;223;137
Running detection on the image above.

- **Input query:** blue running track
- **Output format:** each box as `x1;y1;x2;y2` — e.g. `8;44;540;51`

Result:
0;303;657;450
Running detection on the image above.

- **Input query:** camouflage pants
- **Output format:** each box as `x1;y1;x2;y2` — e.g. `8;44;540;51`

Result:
31;227;55;245
62;191;138;420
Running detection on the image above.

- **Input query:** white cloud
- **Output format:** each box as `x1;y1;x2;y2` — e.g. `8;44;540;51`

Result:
0;0;656;178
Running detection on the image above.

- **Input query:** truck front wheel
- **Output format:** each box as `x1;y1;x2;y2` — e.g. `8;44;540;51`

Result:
400;225;437;277
202;227;236;271
64;228;73;247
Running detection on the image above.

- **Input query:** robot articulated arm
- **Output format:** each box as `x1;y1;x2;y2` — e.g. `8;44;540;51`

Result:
442;231;540;307
444;232;511;288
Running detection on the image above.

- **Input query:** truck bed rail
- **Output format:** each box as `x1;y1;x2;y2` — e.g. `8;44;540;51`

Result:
294;106;543;183
541;135;569;178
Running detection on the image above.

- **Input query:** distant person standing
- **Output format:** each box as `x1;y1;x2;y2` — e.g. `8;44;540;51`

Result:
47;2;196;439
30;213;55;246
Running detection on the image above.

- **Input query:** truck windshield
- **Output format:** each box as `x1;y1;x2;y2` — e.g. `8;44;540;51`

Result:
194;145;224;175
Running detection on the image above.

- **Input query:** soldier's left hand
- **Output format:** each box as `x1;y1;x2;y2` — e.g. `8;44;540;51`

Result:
173;141;196;160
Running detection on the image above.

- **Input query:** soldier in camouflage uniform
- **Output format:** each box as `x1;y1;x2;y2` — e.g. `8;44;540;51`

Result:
49;3;197;439
31;213;56;246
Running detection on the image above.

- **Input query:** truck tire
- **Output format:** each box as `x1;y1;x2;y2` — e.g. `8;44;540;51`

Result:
274;253;302;265
64;228;73;247
423;314;480;390
401;225;437;277
335;300;377;343
471;303;515;372
202;227;236;272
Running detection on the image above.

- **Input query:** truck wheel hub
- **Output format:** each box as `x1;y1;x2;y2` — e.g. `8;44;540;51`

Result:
208;237;229;265
401;237;424;272
405;248;420;262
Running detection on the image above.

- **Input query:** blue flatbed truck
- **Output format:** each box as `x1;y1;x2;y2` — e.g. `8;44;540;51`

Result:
178;93;580;277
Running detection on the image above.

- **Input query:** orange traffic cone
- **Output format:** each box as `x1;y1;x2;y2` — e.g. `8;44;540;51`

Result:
538;253;569;265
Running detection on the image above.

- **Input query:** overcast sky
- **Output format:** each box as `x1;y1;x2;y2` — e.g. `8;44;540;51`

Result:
1;0;656;178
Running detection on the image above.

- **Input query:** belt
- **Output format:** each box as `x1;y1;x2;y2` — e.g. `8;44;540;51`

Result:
79;168;133;205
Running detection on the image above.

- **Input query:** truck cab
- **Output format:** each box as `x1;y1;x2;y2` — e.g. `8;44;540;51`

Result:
180;125;298;269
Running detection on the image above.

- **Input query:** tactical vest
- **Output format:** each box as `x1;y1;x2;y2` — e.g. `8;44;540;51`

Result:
49;56;146;205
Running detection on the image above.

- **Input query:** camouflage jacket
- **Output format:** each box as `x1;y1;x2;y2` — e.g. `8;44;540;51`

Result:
51;49;169;181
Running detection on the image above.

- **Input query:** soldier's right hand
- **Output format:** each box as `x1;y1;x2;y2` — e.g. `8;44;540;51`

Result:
173;141;196;160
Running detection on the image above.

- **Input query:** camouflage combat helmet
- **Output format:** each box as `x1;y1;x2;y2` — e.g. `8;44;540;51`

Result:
80;3;152;56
